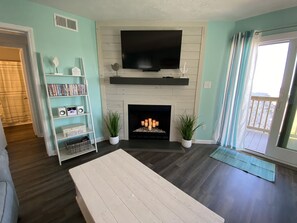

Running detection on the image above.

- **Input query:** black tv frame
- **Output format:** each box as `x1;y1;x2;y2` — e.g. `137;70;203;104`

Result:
120;30;182;72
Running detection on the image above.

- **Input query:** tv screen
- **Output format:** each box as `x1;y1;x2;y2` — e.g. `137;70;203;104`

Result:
121;30;182;71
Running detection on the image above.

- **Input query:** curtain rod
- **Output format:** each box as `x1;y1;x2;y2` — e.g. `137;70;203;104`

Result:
256;24;297;34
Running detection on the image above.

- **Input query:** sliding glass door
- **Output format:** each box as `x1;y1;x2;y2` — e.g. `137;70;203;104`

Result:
245;42;289;154
264;35;297;166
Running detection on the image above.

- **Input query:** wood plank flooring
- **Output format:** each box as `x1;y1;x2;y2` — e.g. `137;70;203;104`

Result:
4;124;297;223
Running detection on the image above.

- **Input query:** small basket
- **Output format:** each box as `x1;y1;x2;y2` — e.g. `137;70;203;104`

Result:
65;137;90;154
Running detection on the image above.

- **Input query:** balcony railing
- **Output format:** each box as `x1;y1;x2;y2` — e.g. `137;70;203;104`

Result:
247;96;278;133
246;96;297;151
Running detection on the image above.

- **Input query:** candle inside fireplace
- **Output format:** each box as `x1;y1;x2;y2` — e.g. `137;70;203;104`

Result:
140;118;160;129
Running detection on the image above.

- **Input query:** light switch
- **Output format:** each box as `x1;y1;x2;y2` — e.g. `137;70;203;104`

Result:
204;81;212;89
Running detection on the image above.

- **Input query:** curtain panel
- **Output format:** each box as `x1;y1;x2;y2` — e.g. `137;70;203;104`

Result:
215;31;258;149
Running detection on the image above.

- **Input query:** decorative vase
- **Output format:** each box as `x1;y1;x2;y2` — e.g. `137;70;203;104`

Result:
109;136;119;145
181;138;192;148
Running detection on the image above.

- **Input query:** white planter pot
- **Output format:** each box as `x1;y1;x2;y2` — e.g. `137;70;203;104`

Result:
109;136;119;145
181;138;192;148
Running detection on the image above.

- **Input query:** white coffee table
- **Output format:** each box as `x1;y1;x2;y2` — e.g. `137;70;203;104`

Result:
69;149;224;223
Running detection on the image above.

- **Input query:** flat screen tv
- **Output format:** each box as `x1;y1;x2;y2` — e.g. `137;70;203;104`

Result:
121;30;182;72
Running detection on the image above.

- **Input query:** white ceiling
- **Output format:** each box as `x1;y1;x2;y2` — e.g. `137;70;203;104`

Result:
30;0;297;21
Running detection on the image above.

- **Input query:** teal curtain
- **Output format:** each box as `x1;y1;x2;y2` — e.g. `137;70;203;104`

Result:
215;31;257;149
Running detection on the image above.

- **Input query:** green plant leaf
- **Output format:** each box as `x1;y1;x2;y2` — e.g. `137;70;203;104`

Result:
105;111;121;137
177;114;203;140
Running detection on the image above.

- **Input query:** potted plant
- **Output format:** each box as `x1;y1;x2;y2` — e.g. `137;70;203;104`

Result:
105;111;121;145
177;114;203;148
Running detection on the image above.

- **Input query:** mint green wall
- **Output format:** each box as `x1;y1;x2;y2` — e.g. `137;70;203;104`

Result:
196;6;297;141
3;1;296;145
235;6;297;34
196;21;235;140
0;0;103;151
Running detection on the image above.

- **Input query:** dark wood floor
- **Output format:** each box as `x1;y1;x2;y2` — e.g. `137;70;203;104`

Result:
4;124;297;223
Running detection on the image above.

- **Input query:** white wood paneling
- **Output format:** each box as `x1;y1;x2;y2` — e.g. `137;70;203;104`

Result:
182;43;201;52
97;24;205;141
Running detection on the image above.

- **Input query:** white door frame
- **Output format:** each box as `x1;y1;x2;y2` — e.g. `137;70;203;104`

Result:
0;22;53;156
260;32;297;166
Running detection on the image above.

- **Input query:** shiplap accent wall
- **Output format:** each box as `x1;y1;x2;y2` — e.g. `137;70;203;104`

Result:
96;23;205;141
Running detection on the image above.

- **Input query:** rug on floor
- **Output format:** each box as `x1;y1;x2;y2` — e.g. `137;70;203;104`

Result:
210;146;276;182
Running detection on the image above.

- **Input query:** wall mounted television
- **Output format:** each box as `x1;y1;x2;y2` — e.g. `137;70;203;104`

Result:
121;30;182;72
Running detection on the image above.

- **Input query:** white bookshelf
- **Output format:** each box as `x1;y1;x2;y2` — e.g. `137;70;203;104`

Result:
41;56;98;165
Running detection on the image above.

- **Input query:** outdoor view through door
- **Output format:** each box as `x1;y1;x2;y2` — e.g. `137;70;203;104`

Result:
245;42;289;154
245;32;297;167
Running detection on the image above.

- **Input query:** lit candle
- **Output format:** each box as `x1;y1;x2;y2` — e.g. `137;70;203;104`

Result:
152;122;156;128
156;121;159;126
148;125;152;131
144;122;148;127
141;121;145;126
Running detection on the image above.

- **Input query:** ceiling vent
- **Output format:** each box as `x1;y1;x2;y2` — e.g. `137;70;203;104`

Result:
54;14;78;32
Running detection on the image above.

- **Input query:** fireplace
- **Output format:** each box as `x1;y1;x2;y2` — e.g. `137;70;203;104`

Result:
128;104;171;140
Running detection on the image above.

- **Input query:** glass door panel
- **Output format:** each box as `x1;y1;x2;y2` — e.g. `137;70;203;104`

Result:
278;67;297;150
266;38;297;166
245;42;289;154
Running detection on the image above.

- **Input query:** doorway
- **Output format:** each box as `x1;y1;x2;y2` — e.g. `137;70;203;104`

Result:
0;47;33;126
0;22;52;156
0;46;35;142
245;32;297;167
244;42;289;153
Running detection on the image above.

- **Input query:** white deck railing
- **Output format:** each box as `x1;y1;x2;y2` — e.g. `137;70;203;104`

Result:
247;96;278;133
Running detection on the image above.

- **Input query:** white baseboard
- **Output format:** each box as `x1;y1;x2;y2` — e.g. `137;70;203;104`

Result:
93;137;106;143
193;139;217;144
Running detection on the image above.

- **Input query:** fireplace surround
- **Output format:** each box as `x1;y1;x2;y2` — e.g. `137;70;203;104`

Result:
98;25;204;143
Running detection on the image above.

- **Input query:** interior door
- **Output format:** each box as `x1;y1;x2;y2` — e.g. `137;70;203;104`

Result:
266;38;297;166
